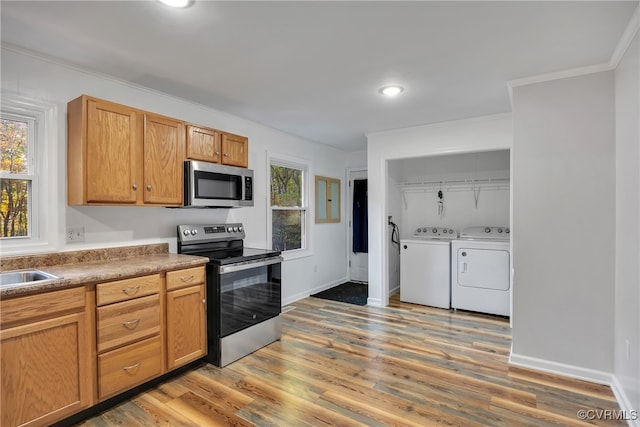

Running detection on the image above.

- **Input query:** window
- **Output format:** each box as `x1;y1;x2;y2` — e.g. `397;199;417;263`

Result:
1;115;33;238
269;155;310;255
0;94;57;254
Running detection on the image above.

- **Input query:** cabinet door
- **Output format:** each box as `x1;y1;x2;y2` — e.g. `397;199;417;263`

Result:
166;284;206;369
221;133;248;167
86;99;139;203
143;113;185;205
315;175;341;223
1;312;91;427
186;125;221;163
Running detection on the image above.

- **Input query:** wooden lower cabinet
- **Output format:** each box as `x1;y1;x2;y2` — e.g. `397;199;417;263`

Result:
0;265;207;426
0;288;91;427
97;336;162;400
166;284;206;369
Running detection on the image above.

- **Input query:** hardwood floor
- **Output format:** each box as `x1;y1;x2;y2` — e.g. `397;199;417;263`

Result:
78;295;625;426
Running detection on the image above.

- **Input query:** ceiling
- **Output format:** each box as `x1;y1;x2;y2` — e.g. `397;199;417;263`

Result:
1;1;636;152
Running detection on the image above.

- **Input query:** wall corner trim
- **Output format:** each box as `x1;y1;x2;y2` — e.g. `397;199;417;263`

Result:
509;352;613;385
610;375;640;427
610;4;640;69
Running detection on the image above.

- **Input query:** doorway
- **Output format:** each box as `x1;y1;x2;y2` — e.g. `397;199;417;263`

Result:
349;170;368;283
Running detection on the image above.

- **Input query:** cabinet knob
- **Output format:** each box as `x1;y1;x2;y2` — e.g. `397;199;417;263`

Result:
224;153;229;157
202;299;206;304
215;151;220;155
132;184;138;190
146;184;152;191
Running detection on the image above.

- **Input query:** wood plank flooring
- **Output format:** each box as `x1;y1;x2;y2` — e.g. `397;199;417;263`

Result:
78;295;625;426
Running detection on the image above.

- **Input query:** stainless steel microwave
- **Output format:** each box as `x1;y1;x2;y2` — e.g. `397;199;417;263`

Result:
184;161;254;208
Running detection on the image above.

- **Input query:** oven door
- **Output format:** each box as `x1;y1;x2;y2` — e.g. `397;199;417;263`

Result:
215;256;282;337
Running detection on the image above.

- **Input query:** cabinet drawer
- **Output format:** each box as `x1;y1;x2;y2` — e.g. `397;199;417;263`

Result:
96;274;160;306
166;267;205;291
98;336;162;400
96;294;160;353
0;286;85;328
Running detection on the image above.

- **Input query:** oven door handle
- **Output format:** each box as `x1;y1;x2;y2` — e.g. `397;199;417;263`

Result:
218;256;283;274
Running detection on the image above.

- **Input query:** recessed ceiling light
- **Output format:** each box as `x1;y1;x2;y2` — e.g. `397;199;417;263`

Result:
158;0;192;8
379;85;404;97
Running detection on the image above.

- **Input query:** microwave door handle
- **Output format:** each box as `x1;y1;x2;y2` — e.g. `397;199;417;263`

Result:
218;256;283;274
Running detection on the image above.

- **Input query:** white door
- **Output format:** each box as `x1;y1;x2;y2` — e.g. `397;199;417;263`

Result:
456;248;510;290
349;170;368;282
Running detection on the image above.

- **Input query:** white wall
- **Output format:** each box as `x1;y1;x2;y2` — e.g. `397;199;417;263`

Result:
1;47;349;305
614;32;640;416
390;151;510;237
511;71;615;376
366;113;512;306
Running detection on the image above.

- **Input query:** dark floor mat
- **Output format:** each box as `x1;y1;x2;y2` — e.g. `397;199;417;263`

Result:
311;282;368;306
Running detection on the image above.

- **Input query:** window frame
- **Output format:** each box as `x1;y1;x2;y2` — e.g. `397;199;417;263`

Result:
267;152;312;260
0;93;58;255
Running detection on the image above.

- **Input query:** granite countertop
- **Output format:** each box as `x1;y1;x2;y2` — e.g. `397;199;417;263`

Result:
0;244;209;298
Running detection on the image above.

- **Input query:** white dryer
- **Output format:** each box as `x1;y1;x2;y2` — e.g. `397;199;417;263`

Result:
400;227;457;309
451;226;511;316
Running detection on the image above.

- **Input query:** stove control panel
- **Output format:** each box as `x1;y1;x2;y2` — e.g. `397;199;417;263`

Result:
177;223;245;243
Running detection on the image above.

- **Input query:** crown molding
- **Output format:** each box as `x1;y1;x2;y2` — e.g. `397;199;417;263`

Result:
507;4;639;106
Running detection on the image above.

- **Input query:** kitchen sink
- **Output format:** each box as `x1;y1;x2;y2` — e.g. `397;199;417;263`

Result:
0;270;60;287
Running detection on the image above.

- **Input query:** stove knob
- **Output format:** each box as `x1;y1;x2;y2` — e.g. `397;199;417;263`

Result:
182;229;190;236
233;226;239;232
498;228;503;233
505;228;510;234
191;229;198;236
227;227;233;232
417;228;423;233
485;227;491;233
238;226;243;232
432;228;437;233
443;229;448;233
449;229;454;234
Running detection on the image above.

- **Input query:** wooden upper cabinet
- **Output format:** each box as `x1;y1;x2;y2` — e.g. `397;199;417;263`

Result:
67;95;185;206
68;97;140;204
143;113;185;205
185;124;249;168
221;132;248;168
186;125;220;163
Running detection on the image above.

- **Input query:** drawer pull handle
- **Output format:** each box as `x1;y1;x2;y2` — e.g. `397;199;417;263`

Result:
122;319;140;330
180;275;195;282
122;362;141;373
122;286;140;296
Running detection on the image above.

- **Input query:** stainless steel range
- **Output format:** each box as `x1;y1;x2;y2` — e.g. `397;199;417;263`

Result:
177;223;282;367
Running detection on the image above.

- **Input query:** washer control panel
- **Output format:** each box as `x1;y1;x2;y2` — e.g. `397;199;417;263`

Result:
413;227;458;239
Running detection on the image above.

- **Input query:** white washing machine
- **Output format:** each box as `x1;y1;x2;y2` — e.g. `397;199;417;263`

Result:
400;227;458;309
451;226;511;316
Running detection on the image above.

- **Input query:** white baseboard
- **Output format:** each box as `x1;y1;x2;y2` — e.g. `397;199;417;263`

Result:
282;277;347;306
367;297;383;306
509;352;613;385
610;375;640;427
389;285;400;296
510;352;639;426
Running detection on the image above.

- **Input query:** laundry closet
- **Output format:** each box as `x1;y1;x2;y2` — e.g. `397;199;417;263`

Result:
387;149;511;317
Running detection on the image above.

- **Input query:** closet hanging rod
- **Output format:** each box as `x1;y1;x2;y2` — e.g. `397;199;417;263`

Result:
399;177;510;187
